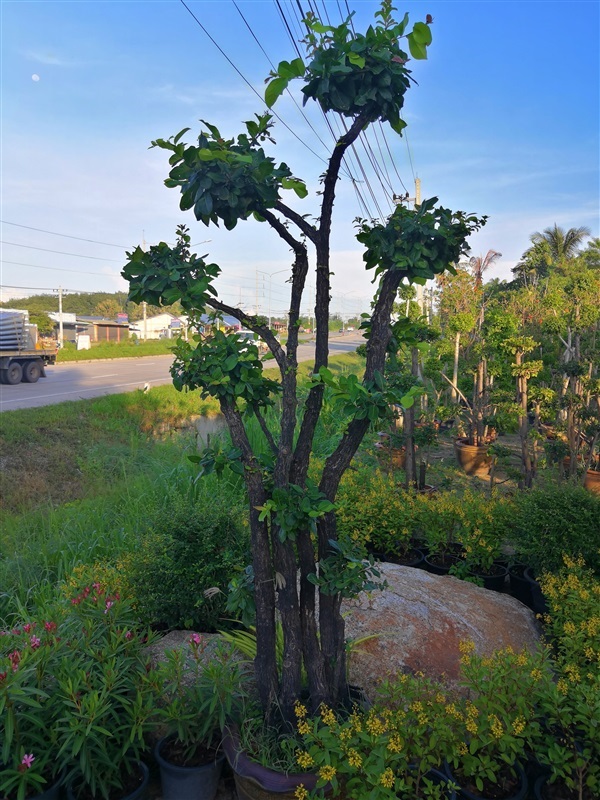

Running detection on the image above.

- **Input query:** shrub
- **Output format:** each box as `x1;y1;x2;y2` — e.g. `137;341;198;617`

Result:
336;469;417;557
120;492;250;631
507;485;600;574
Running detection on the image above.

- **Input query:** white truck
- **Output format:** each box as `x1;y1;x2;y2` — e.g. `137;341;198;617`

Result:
0;309;58;385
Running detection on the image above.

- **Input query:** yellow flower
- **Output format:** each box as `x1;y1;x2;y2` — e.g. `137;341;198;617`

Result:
557;678;568;695
512;716;526;736
380;768;395;789
488;714;503;739
295;785;308;800
347;748;362;769
297;719;310;735
366;711;387;736
530;668;543;681
297;752;314;770
318;765;336;782
294;702;308;719
320;705;337;727
466;718;478;736
458;742;468;756
387;733;403;753
516;653;528;666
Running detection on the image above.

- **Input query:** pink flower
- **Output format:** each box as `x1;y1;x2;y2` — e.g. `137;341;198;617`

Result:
44;621;57;633
30;636;41;650
104;600;114;614
0;671;7;682
190;633;202;646
21;753;35;769
9;650;21;672
125;631;133;640
23;623;35;634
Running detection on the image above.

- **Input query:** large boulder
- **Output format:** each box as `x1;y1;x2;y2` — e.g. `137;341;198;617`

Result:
343;562;542;698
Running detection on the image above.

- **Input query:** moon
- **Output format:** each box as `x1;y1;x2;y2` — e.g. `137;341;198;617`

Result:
32;74;40;82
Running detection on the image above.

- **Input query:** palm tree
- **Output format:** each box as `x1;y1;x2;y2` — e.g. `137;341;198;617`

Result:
530;224;591;262
468;249;502;289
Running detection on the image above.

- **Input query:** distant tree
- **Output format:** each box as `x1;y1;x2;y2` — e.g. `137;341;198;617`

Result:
94;298;122;319
531;224;591;263
579;237;600;271
469;249;502;289
29;312;54;336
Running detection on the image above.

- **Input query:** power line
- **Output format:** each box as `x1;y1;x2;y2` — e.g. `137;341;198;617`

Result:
0;241;122;262
235;0;331;154
1;260;118;277
179;0;330;168
0;220;128;249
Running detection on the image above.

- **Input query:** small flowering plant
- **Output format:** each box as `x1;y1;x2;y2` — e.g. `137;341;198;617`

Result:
0;618;63;800
294;672;454;800
146;633;247;764
534;558;600;798
446;642;547;795
1;582;157;800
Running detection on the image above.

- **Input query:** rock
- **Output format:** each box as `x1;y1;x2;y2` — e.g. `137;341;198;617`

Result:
343;562;542;699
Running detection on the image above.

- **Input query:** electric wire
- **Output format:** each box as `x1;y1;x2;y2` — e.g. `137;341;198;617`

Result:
178;0;331;168
0;241;122;262
1;260;116;277
235;0;331;153
0;221;128;249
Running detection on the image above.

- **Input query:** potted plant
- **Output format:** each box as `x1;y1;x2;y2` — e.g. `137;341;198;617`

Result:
443;643;545;800
1;620;65;800
531;558;600;800
148;634;247;800
1;584;156;800
122;0;483;743
54;585;157;800
296;673;457;799
419;493;464;574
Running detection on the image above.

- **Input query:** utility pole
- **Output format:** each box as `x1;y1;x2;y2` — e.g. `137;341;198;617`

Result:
142;301;147;341
58;286;64;346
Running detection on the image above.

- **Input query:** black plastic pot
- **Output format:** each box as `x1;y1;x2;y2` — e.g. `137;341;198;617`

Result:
508;563;534;607
468;563;508;592
383;547;425;569
424;553;462;576
66;762;149;800
444;761;528;800
31;769;65;800
524;568;549;615
155;736;224;800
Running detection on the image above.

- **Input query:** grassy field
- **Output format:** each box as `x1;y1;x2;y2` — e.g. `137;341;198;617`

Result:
56;338;176;361
0;353;364;621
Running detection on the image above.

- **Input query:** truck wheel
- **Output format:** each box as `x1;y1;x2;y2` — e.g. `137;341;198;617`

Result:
4;362;23;385
23;360;43;383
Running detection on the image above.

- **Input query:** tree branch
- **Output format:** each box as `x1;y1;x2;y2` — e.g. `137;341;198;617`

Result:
262;210;307;254
206;298;287;372
275;201;318;245
253;404;278;455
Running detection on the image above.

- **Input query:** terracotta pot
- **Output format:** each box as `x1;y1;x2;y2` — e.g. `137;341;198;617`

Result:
373;443;407;469
583;468;600;495
453;439;492;476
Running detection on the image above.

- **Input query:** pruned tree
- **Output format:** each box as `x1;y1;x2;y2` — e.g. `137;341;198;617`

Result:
122;3;484;723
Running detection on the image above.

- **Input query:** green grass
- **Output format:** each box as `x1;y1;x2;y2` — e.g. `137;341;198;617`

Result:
57;338;176;361
0;353;366;621
0;385;220;514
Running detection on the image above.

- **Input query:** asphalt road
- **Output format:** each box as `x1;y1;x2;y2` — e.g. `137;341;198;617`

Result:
0;334;364;412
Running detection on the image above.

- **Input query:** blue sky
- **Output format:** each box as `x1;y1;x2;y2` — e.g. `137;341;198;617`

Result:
1;0;598;319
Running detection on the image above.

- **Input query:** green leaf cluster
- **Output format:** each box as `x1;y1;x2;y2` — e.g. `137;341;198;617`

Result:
297;8;425;133
122;234;220;313
257;480;335;541
357;198;487;283
152;117;306;230
170;330;281;410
